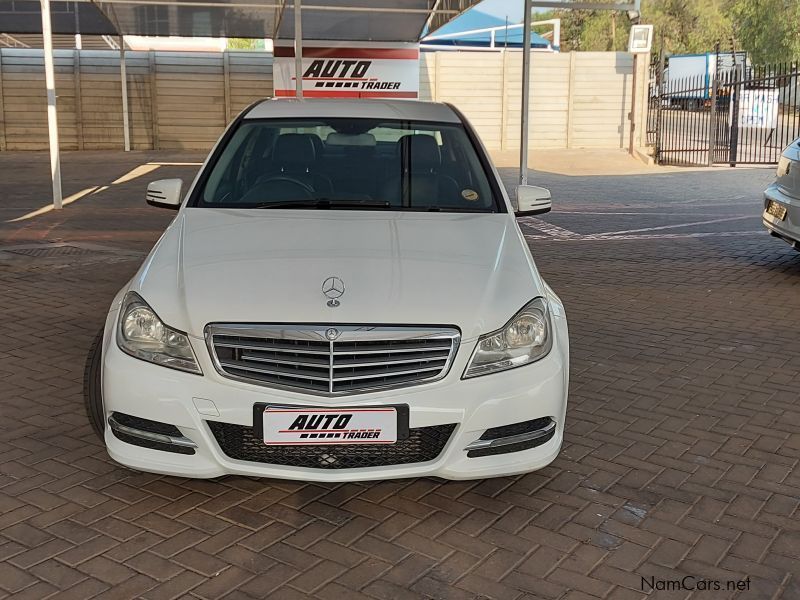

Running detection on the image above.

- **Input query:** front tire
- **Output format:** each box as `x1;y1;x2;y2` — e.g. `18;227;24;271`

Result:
84;329;106;440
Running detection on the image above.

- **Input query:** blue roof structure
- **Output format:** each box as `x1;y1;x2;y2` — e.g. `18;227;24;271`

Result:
422;9;551;49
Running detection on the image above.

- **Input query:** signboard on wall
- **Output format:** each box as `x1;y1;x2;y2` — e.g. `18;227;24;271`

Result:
274;42;419;99
735;89;780;129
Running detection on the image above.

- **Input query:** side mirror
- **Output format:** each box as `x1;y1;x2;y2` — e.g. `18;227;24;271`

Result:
146;179;183;210
515;185;552;216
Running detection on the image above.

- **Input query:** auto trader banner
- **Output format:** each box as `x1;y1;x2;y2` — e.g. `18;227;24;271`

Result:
274;42;419;99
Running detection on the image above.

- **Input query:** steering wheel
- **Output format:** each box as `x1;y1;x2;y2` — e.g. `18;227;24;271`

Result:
239;176;315;205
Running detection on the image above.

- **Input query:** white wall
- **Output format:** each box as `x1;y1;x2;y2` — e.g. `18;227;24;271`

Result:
0;48;647;152
0;48;273;151
420;50;648;150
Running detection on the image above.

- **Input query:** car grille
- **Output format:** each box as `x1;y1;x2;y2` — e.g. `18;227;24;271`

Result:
207;421;457;469
206;324;460;396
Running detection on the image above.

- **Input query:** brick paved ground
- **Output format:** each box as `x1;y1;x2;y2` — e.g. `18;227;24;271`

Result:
1;151;799;599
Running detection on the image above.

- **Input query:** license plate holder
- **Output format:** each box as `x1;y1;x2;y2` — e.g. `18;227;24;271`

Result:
253;403;409;445
767;200;788;221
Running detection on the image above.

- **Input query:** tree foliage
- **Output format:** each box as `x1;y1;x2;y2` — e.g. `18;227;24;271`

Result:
538;7;630;52
642;0;732;54
539;0;799;64
730;0;800;64
226;38;265;50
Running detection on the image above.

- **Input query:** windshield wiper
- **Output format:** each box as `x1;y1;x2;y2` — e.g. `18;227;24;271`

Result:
253;199;392;210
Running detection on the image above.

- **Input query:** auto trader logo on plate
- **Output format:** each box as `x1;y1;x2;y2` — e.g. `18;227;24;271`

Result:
263;407;398;445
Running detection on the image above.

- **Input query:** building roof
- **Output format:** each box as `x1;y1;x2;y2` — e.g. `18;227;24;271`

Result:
0;0;482;42
245;98;460;122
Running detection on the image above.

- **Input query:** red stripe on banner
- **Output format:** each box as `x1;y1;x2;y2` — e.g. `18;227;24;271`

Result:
277;429;382;433
266;408;394;413
300;77;374;81
358;91;418;98
264;441;396;445
274;47;419;59
275;89;418;99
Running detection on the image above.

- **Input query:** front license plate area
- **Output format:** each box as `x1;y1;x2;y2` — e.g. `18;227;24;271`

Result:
767;200;788;220
253;404;409;445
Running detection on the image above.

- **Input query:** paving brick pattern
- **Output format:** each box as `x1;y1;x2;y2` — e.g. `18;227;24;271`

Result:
1;152;799;599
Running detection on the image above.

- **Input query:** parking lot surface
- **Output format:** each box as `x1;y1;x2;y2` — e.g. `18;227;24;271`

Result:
1;151;799;600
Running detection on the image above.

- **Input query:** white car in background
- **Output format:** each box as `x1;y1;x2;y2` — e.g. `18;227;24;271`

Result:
764;138;800;251
84;98;569;481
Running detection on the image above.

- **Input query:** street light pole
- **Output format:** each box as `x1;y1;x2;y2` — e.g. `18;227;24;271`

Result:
519;0;533;185
294;0;303;99
41;0;63;209
120;36;130;151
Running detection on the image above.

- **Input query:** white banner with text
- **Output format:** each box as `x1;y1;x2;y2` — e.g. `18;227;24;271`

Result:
274;42;419;99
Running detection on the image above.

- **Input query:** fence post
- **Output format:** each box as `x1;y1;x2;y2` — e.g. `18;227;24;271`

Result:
500;49;508;151
0;49;6;151
728;64;742;166
637;54;649;148
433;52;440;101
628;53;639;154
654;51;665;163
566;51;576;149
223;51;231;124
706;42;720;166
73;49;84;150
149;50;159;150
120;38;130;151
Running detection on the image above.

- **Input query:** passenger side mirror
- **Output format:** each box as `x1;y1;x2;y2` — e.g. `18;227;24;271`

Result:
515;185;552;216
146;179;183;210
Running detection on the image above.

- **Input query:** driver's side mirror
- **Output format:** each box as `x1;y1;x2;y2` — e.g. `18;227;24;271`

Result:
515;185;552;216
146;179;183;210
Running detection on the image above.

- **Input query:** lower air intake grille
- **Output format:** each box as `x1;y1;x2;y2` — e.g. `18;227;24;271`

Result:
110;412;195;455
479;417;553;441
207;421;457;469
111;430;195;455
112;412;183;437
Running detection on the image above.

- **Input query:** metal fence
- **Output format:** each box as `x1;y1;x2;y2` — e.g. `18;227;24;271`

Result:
648;58;800;166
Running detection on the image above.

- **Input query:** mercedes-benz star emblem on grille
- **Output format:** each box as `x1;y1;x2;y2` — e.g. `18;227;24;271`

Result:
321;276;345;307
325;327;340;341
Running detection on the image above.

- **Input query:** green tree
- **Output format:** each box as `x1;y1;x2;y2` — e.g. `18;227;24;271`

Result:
536;0;799;65
226;38;265;51
542;6;632;52
581;12;630;51
641;0;733;55
731;0;800;64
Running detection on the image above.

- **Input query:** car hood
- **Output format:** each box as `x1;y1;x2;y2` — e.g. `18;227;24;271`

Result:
132;209;544;340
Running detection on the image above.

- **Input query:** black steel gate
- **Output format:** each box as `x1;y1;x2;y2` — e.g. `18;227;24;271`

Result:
649;58;800;166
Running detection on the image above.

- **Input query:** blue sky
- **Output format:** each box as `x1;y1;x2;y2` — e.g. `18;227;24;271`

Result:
472;0;526;22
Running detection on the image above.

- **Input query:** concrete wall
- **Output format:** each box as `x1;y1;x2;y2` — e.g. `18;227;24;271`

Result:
420;50;649;151
0;48;273;151
0;48;647;152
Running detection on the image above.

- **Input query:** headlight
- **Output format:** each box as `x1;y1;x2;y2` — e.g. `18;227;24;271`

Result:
777;156;791;177
463;297;552;378
117;291;202;374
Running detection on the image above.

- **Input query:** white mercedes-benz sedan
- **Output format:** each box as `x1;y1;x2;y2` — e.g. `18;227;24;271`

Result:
84;98;569;481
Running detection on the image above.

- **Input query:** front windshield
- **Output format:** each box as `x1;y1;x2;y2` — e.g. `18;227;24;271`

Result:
193;117;500;212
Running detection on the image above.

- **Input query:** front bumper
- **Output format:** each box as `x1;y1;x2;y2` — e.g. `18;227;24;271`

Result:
101;302;569;482
763;184;800;249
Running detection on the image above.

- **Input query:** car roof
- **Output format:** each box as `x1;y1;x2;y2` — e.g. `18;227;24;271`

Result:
244;98;461;124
